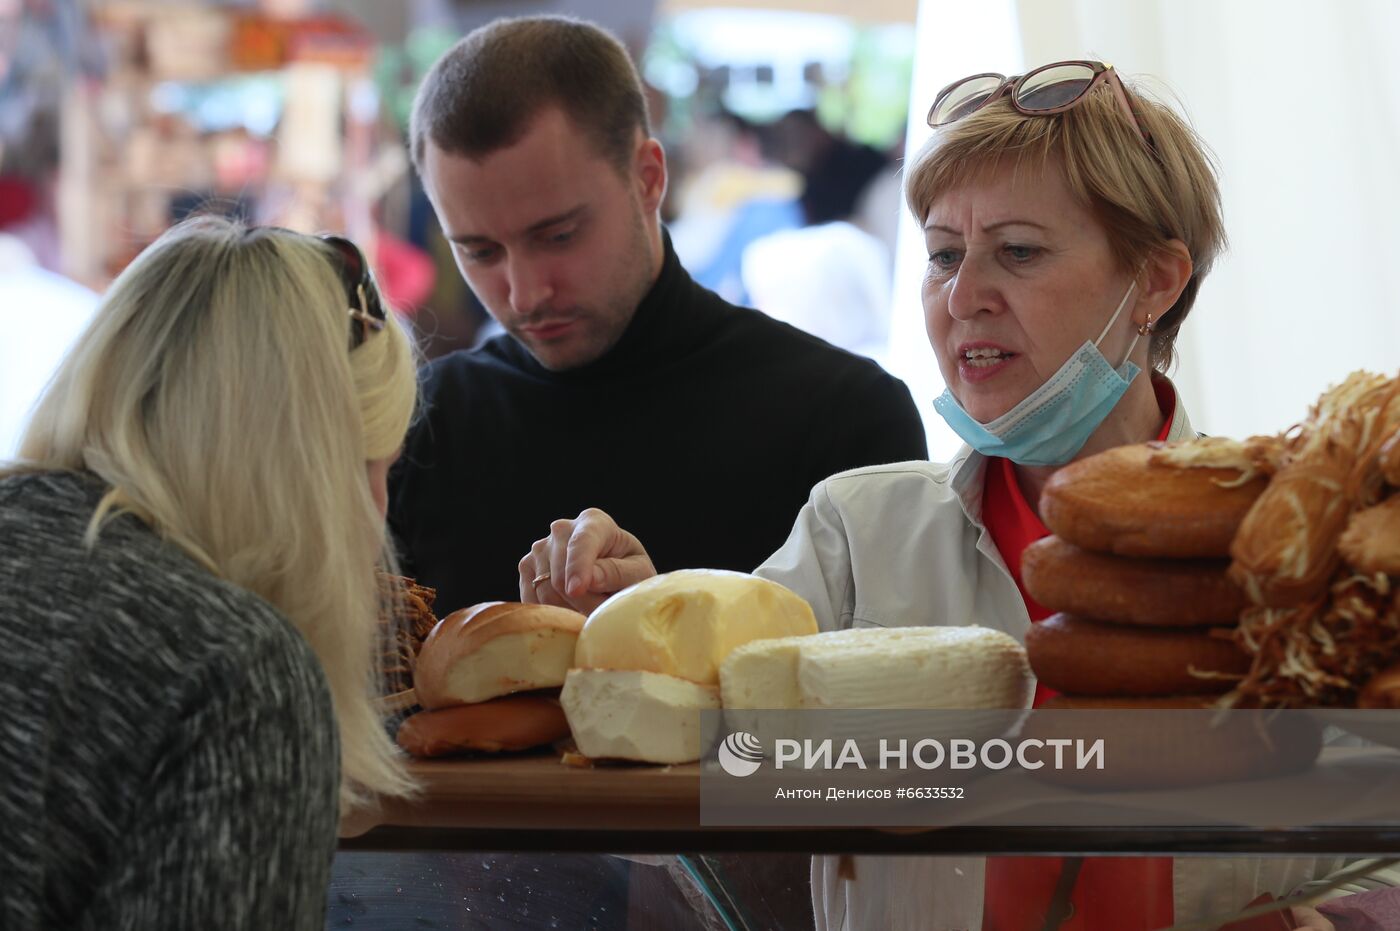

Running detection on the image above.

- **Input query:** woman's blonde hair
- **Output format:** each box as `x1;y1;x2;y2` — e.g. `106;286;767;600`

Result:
9;215;418;811
905;72;1226;372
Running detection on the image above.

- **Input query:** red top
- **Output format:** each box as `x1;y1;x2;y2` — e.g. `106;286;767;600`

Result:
981;378;1177;931
981;377;1177;708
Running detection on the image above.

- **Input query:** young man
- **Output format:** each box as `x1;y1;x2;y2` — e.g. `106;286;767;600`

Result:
394;15;926;614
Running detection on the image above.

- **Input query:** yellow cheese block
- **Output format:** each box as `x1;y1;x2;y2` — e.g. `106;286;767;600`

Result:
574;569;818;685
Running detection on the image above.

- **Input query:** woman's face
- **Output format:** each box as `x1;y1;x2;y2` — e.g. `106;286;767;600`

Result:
922;157;1139;424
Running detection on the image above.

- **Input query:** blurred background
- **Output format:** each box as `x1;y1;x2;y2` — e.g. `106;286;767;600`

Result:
5;0;1399;461
0;0;918;459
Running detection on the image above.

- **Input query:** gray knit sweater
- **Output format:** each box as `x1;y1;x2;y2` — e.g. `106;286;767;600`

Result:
0;471;340;930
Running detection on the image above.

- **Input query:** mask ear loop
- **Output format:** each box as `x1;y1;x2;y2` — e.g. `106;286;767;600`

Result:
1096;278;1139;369
1095;266;1152;369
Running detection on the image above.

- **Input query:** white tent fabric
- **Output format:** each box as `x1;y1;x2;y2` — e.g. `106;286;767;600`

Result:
887;0;1400;458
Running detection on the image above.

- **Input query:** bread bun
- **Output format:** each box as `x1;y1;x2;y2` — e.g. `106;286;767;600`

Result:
1040;443;1267;559
396;694;570;757
560;668;720;764
1025;613;1247;696
415;602;586;709
1028;695;1322;789
1022;536;1248;627
575;569;818;686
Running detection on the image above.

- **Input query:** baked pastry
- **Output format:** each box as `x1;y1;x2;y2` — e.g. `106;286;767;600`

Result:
1025;613;1247;696
1040;442;1269;559
414;602;586;709
1229;571;1400;708
1359;662;1400;709
1381;428;1400;487
1022;536;1247;626
1338;496;1400;576
379;574;438;697
396;694;571;757
1149;433;1288;477
1230;372;1400;607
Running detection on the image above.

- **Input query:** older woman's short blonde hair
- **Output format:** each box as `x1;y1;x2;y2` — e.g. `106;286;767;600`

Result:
12;216;419;811
905;74;1225;372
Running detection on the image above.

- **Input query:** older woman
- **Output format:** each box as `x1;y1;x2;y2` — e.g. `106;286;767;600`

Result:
521;62;1348;929
0;217;418;928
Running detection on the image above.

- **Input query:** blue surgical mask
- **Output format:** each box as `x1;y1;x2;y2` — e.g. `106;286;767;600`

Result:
933;279;1143;467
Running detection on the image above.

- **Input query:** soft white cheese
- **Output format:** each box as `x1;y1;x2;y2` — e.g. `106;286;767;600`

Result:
721;627;887;709
720;626;1031;710
560;668;721;764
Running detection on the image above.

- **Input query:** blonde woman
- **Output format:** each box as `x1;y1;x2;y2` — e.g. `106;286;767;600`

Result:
0;216;418;929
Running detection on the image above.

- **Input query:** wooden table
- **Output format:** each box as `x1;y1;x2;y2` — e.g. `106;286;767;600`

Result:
360;753;703;831
338;752;1400;855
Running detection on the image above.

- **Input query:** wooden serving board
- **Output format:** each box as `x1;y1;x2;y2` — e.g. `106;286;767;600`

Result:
357;751;704;834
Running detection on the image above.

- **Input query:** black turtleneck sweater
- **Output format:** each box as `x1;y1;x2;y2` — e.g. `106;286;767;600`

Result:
388;237;927;615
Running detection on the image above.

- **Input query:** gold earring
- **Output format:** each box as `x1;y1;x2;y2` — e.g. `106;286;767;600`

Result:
1137;312;1154;336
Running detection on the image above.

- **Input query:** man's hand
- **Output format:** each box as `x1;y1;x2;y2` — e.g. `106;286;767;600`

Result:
518;508;657;615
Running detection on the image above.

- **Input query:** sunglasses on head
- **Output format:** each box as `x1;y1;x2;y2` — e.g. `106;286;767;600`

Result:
319;234;387;349
927;60;1156;155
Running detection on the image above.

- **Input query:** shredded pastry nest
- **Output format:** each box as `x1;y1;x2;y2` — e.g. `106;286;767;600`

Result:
1149;434;1284;487
379;574;439;695
1225;572;1398;708
1210;370;1400;707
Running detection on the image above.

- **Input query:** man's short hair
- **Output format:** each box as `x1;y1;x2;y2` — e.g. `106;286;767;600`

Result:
410;16;651;177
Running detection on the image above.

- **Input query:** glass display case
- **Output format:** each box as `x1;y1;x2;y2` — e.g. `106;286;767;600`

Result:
334;748;1400;929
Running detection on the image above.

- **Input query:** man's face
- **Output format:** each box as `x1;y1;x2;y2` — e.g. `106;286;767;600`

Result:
422;106;665;371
